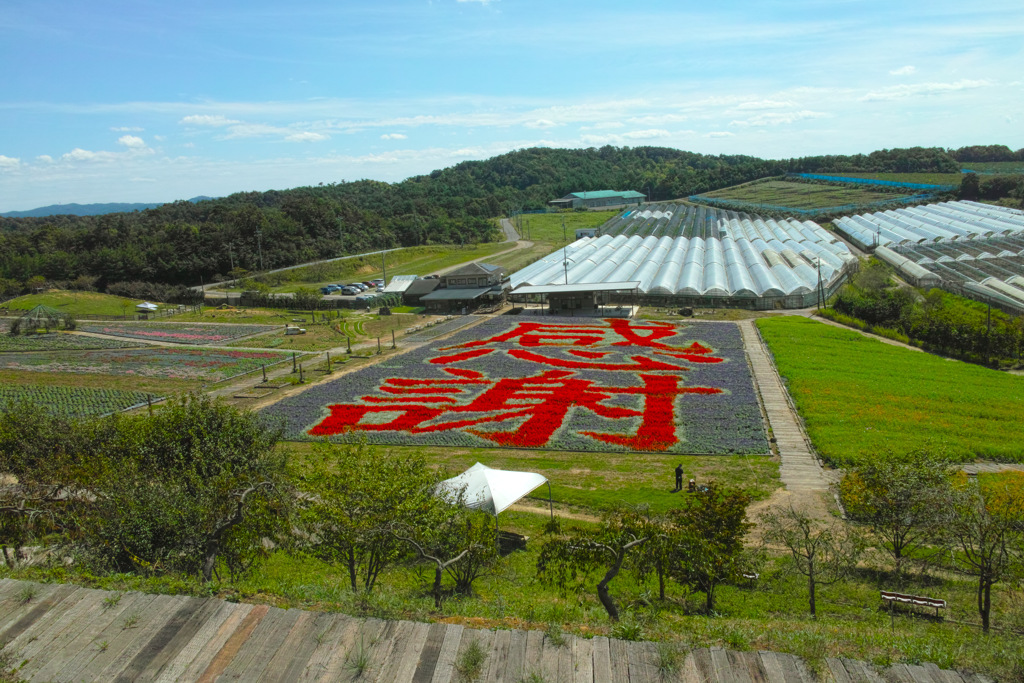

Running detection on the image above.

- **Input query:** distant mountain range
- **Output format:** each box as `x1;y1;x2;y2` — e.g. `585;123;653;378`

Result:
1;197;214;218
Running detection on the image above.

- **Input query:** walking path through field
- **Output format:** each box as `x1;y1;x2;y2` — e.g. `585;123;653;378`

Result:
0;579;989;683
738;320;828;494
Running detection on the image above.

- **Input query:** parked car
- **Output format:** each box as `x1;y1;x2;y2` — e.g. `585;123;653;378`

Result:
319;287;333;295
340;286;359;295
349;283;368;292
371;279;384;287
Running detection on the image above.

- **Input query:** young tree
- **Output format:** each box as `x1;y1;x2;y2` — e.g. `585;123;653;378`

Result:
839;451;954;581
946;473;1024;632
668;484;753;614
537;507;651;621
761;506;864;618
294;442;440;593
393;500;498;610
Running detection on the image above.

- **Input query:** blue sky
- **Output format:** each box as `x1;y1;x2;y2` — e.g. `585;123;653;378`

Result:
1;0;1022;211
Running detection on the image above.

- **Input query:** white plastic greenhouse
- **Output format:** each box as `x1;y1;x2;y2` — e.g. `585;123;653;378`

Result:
511;214;855;298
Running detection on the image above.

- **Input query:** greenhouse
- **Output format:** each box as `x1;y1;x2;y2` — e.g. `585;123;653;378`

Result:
510;207;857;309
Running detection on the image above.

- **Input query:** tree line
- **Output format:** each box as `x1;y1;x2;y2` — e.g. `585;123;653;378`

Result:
2;395;1021;633
0;145;976;298
829;260;1024;365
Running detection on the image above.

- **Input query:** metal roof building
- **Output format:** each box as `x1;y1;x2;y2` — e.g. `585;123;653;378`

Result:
549;190;645;210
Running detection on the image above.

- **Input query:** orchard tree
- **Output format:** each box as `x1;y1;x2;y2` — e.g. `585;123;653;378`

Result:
537;507;651;621
294;442;440;593
839;451;954;581
668;484;753;614
761;505;864;618
946;473;1024;632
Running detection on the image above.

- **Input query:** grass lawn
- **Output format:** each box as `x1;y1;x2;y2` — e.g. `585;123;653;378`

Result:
285;443;779;514
699;180;911;211
1;291;158;317
516;211;618;244
757;316;1024;466
223;244;512;294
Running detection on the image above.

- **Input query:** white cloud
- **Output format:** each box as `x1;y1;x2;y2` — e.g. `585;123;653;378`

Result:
705;131;735;138
0;155;20;170
735;100;795;111
380;133;408;140
285;131;329;142
111;126;144;132
580;129;671;145
580;121;625;131
153;135;165;142
179;114;242;127
35;155;53;163
183;142;195;148
730;110;828;127
524;119;556;129
889;65;917;76
626;114;688;125
117;135;147;149
860;79;993;102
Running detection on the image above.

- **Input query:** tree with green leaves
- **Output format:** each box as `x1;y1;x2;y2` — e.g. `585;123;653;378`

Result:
839;451;954;581
761;506;864;618
537;506;652;621
392;496;498;610
668;484;753;614
294;442;441;593
946;473;1024;632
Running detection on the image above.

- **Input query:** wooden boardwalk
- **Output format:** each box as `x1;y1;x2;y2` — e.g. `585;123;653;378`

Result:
738;320;828;492
0;579;991;682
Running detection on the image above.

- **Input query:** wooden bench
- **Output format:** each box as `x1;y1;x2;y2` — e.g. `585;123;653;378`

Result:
880;590;946;618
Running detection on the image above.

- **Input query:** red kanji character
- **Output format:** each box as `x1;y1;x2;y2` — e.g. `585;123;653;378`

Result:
447;321;607;349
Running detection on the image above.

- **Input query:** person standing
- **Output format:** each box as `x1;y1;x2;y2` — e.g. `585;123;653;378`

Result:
674;463;684;492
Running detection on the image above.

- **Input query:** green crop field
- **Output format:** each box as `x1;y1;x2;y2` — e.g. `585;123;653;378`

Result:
814;172;963;186
960;161;1024;175
757;316;1024;466
699;180;911;211
0;384;159;418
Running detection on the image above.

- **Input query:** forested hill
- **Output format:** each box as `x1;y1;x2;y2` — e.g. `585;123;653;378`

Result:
0;145;963;294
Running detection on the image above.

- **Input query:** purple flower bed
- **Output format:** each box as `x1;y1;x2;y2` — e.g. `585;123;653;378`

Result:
77;322;277;345
264;317;767;454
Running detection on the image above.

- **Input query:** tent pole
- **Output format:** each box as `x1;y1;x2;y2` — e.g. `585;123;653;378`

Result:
547;482;554;520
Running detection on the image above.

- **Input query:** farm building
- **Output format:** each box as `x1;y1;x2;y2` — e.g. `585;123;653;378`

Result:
836;201;1024;312
420;263;508;313
548;190;645;210
402;277;441;306
510;204;858;311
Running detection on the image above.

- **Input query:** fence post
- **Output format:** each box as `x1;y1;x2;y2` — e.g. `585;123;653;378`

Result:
292;352;297;373
391;330;396;349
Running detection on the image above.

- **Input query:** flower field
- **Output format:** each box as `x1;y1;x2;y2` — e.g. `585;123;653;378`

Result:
263;317;767;454
0;347;292;381
77;322;277;345
0;385;159;418
0;323;144;352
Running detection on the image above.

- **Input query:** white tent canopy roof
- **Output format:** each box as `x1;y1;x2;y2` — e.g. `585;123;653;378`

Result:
135;302;159;310
436;463;548;515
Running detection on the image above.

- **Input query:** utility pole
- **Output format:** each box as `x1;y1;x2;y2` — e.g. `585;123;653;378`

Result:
562;214;566;242
381;250;387;284
256;229;264;271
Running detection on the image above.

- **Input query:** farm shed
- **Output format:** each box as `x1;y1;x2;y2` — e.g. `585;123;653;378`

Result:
511;281;640;315
382;274;418;294
401;277;440;306
420;262;508;313
548;190;645;210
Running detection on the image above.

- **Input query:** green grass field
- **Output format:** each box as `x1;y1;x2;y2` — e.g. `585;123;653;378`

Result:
514;211;617;244
757;316;1024;466
231;243;512;294
700;180;911;210
1;291;156;317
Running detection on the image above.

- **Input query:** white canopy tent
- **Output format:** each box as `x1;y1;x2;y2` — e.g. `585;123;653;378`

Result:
436;463;552;518
135;302;159;311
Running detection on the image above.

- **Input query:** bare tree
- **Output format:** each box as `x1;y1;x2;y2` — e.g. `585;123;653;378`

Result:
762;505;864;618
